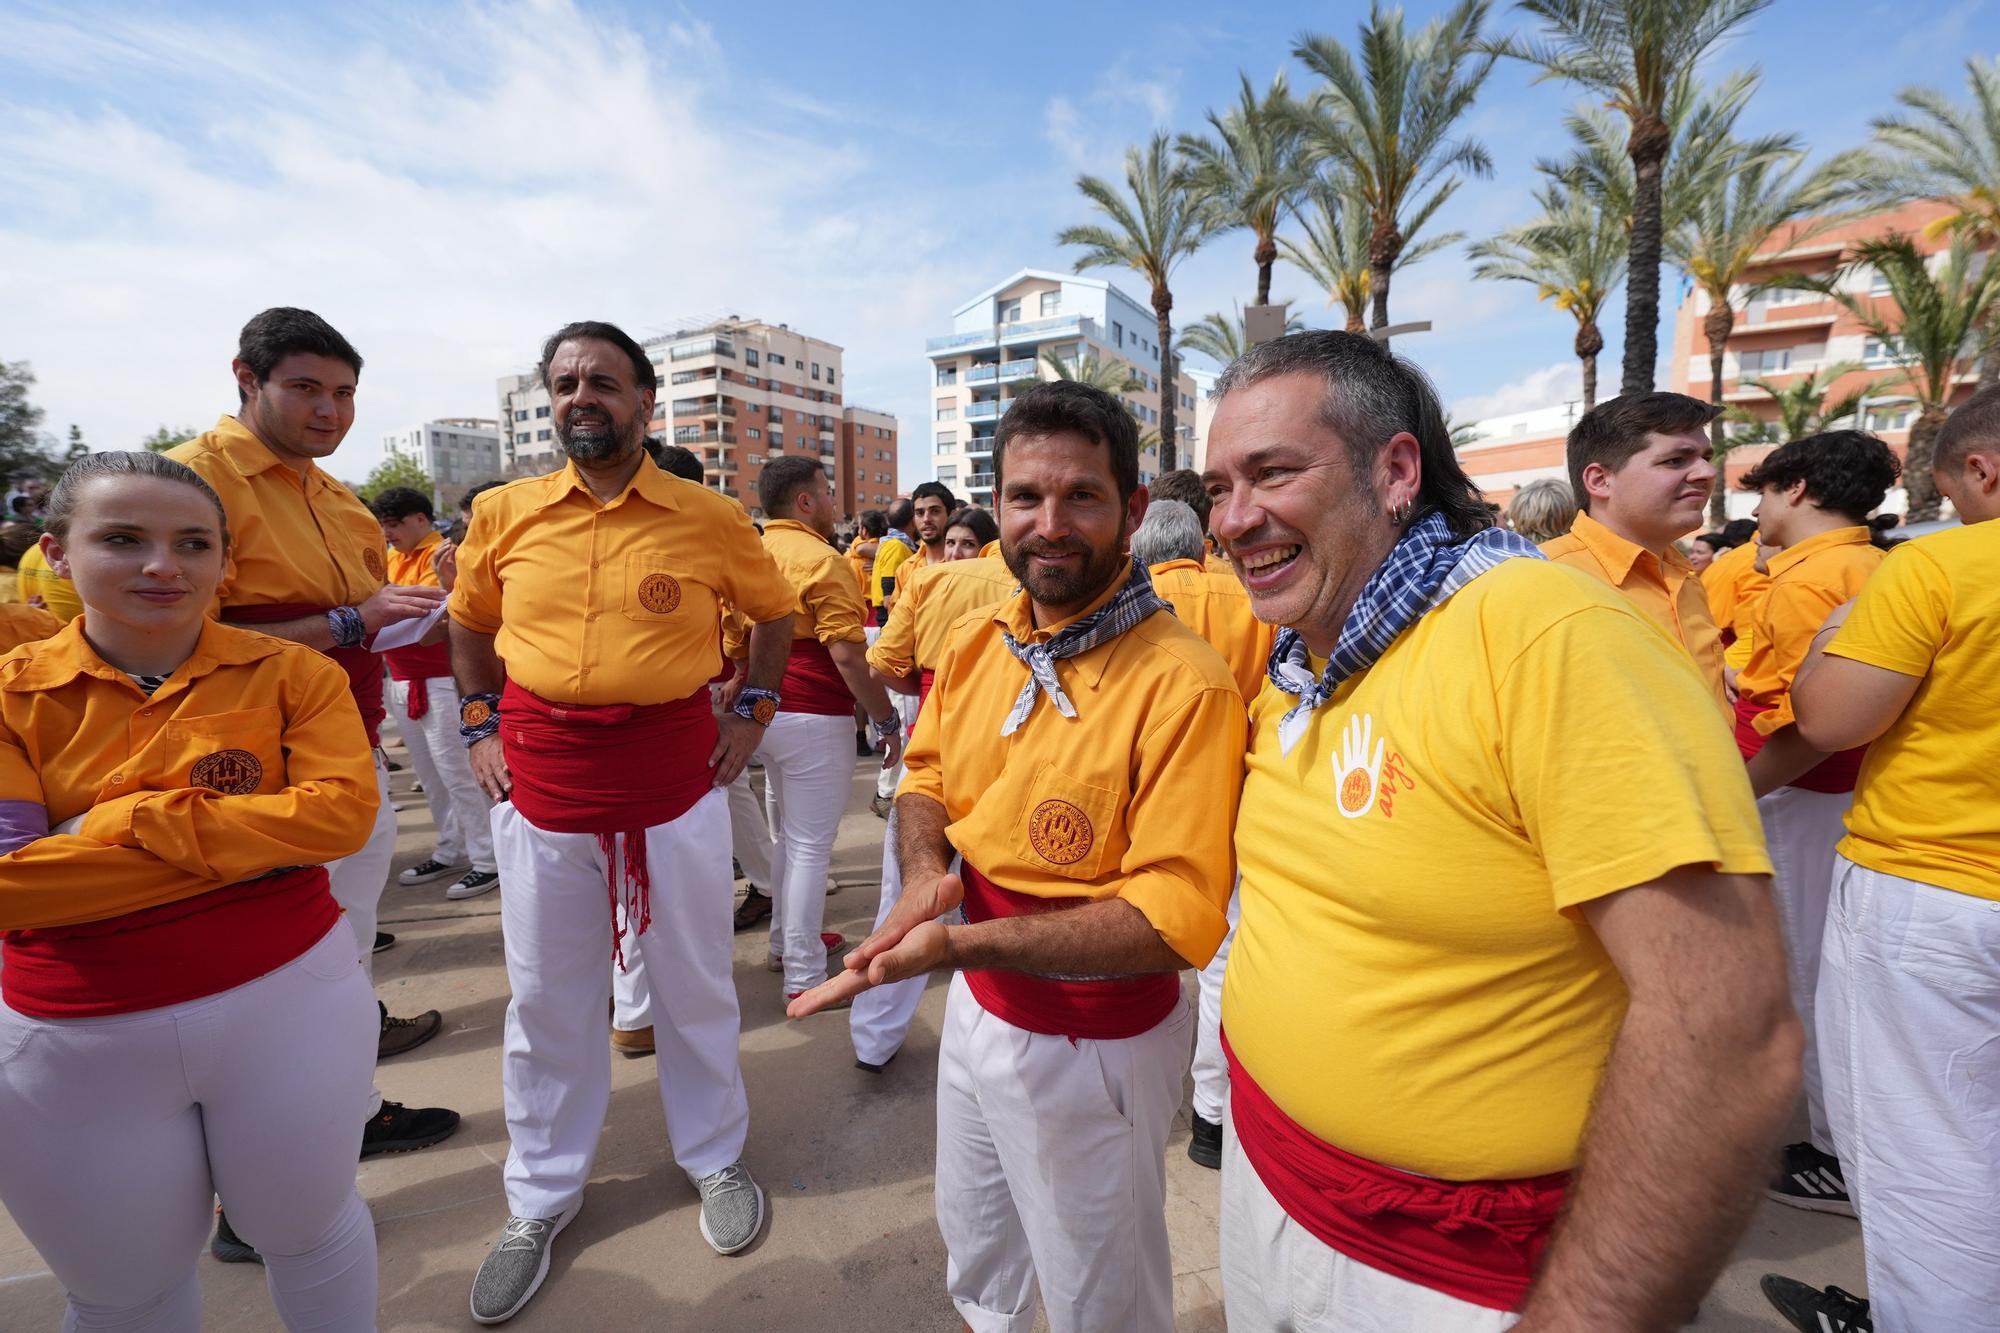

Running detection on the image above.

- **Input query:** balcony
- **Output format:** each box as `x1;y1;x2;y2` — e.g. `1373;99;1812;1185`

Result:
674;429;737;446
670;336;735;361
998;358;1039;382
927;315;1100;354
964;401;1007;422
966;473;996;491
703;455;738;475
672;397;737;419
966;435;995;455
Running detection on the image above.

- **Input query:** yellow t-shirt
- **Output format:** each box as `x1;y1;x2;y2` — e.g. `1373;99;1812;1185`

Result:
869;537;914;608
1226;559;1771;1181
17;544;84;622
1829;522;2000;900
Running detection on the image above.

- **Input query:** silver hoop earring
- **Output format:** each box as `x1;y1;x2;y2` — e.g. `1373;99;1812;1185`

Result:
1390;500;1413;525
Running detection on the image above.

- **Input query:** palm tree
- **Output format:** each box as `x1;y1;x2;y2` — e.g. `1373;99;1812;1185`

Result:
1177;72;1309;306
1059;133;1224;471
1468;180;1626;409
1714;364;1866;524
1779;234;2000;519
1282;174;1459;333
1495;0;1777;395
1291;0;1497;345
1178;304;1305;367
1039;347;1142;395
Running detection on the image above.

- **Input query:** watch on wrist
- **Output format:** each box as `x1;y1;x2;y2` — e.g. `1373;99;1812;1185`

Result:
867;711;903;746
733;686;781;726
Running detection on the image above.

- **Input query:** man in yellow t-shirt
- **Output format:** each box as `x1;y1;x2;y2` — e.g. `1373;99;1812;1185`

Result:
17;543;83;622
1765;389;2000;1333
1703;518;1768;680
1203;331;1792;1331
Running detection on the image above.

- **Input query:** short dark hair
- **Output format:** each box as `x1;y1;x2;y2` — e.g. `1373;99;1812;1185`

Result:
1214;330;1492;537
858;508;887;538
945;504;999;548
911;480;958;511
236;307;362;406
993;380;1140;504
1720;517;1758;546
1935;384;2000;475
1738;430;1902;522
652;443;705;484
758;455;826;516
537;320;658;395
47;451;230;545
887;499;915;531
460;479;505;513
1149;469;1211;530
1564;392;1720;514
1693;531;1726;551
371;486;434;522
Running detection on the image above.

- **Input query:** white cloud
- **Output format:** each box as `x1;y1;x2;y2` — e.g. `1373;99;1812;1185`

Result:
1450;360;1583;423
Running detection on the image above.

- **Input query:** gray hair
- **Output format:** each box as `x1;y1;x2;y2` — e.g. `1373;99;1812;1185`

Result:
47;450;230;545
1130;499;1207;567
1213;330;1493;537
1504;477;1577;544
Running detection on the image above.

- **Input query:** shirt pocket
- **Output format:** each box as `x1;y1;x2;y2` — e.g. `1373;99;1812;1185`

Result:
621;552;714;625
152;707;287;797
1015;761;1124;882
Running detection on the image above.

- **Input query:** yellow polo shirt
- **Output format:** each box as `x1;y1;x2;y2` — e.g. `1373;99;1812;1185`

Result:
869;536;914;606
385;530;443;590
1704;540;1769;670
1828;522;2000;899
16;545;83;622
1739;527;1883;735
1226;559;1770;1180
761;519;866;646
899;579;1245;967
449;458;795;706
1148;558;1275;702
866;555;1017;678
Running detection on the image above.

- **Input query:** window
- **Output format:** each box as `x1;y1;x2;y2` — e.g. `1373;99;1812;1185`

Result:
937;438;956;453
747;427;762;440
796;411;808;424
1737;347;1792;376
747;454;765;465
936;405;957;421
1862;400;1914;432
537;429;552;440
769;353;787;367
1868;269;1893;297
671;370;701;385
744;349;759;367
998;297;1022;323
674;425;701;442
1863;336;1904;368
769;405;783;421
1112;321;1123;345
938;465;958;481
1040;291;1061;317
826;367;835;385
514;409;529;421
745;374;759;387
937;367;957;386
877;449;891;461
936;431;956;446
811;363;821;381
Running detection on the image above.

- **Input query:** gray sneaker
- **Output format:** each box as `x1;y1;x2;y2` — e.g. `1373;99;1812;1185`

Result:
694;1161;765;1255
470;1211;573;1325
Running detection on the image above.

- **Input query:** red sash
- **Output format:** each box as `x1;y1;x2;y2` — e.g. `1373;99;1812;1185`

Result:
1225;1034;1568;1312
222;604;386;747
1734;695;1866;794
958;864;1181;1040
384;641;452;720
1;867;339;1018
916;667;937;720
780;638;856;716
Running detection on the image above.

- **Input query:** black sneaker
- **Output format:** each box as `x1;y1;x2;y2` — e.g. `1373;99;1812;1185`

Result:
855;1050;898;1074
399;857;458;886
446;870;500;901
1761;1274;1871;1332
1188;1114;1223;1170
733;888;773;932
211;1209;261;1264
361;1100;461;1158
379;1001;444;1058
373;931;396;954
1769;1141;1855;1216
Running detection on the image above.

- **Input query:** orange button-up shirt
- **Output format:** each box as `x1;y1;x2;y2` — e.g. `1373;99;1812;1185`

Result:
1703;540;1770;668
386;530;443;590
1148;558;1275;702
449;458;794;706
866;555;1018;678
762;520;866;646
1542;512;1729;714
168;415;388;610
1740;525;1884;735
0;602;61;653
0;619;377;930
898;579;1245;967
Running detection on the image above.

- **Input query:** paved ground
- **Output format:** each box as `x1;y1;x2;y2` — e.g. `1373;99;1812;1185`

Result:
1;739;1865;1330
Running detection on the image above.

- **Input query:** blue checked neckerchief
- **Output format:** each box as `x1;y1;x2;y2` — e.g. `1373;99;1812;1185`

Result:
999;558;1166;736
1267;511;1544;756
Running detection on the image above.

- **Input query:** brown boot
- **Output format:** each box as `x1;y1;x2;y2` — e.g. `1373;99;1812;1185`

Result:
611;1026;655;1058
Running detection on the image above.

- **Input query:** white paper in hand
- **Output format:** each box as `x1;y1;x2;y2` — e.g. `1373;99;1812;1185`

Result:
370;602;448;652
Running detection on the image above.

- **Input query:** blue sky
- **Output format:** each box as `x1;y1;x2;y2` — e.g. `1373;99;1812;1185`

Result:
1;0;1994;490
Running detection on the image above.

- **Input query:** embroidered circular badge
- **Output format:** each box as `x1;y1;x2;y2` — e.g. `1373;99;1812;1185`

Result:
191;749;263;794
1028;798;1094;866
751;697;777;726
363;547;386;580
637;572;682;614
461;698;494;728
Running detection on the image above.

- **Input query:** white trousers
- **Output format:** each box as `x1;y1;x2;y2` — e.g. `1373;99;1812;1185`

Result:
0;925;380;1332
935;973;1190;1333
1820;855;2000;1332
848;806;926;1067
1220;1112;1519;1332
1190;886;1241;1123
874;691;920;800
385;677;494;873
327;754;394;1119
493;792;747;1218
1758;784;1852;1152
753;712;852;995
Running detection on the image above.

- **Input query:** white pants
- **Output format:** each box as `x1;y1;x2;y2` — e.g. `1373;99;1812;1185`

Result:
1820;855;2000;1332
0;924;380;1332
848;806;926;1067
1759;784;1852;1151
874;691;921;801
1220;1109;1518;1332
493;793;747;1218
754;712;852;995
327;754;394;1119
1190;886;1241;1123
935;973;1190;1333
385;677;494;873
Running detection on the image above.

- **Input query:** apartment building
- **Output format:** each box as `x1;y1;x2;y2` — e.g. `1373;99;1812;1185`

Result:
381;417;501;509
1453;402;1584;511
840;405;901;516
924;269;1198;505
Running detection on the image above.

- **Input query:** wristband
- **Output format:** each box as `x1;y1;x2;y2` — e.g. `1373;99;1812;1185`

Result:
327;606;366;649
867;711;903;746
460;691;502;746
733;686;781;726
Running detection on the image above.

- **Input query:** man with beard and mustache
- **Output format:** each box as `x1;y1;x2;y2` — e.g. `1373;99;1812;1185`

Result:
448;321;798;1324
789;380;1244;1332
900;480;958;583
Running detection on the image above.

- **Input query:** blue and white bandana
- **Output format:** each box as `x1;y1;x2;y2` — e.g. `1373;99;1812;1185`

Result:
1267;512;1544;756
999;559;1166;736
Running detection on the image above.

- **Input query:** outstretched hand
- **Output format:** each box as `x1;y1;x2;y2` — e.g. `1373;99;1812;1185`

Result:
786;870;964;1018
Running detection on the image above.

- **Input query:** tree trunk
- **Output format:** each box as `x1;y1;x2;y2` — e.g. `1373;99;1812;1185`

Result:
1904;404;1948;521
1154;286;1178;474
1575;319;1604;412
1369;214;1400;347
1705;298;1735;527
1979;309;2000;389
1622;113;1672;396
1344;302;1367;334
1254;231;1277;307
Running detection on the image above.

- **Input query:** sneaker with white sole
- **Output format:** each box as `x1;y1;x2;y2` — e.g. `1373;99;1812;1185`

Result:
1760;1274;1872;1332
470;1211;574;1325
447;870;500;901
694;1161;765;1255
1768;1140;1854;1216
399;857;459;886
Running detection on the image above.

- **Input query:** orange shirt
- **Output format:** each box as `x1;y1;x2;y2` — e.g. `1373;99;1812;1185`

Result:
1703;541;1770;646
1739;526;1883;734
899;579;1245;966
1204;551;1234;577
847;546;873;606
1541;513;1729;714
449;458;794;706
0;619;377;930
866;555;1018;677
168;415;387;610
762;520;866;646
0;602;61;653
386;530;444;590
1148;558;1275;702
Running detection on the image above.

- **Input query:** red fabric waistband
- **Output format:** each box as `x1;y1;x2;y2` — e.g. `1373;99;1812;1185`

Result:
1;867;339;1018
958;864;1181;1040
1733;695;1866;794
780;638;856;716
1224;1033;1567;1312
384;640;452;683
223;603;386;748
916;667;937;721
500;681;715;834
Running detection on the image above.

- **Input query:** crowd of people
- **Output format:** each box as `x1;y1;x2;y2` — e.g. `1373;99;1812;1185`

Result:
0;307;1992;1333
